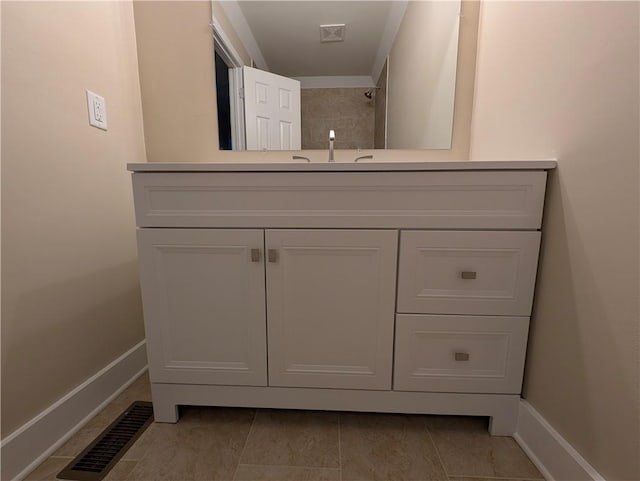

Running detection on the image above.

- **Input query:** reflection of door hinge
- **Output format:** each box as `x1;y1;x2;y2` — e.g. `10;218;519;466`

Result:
239;87;245;99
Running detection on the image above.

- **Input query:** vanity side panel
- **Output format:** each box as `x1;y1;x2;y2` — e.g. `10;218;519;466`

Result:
131;171;547;229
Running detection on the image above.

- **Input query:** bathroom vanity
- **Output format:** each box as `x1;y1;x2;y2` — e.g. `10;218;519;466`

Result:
128;160;556;435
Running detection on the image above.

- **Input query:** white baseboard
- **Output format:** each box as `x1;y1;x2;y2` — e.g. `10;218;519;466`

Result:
1;340;148;481
514;400;605;481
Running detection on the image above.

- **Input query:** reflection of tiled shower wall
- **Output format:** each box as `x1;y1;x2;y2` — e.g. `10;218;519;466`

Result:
301;88;375;149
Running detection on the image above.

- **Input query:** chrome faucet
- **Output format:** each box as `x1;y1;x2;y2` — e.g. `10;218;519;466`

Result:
329;130;335;162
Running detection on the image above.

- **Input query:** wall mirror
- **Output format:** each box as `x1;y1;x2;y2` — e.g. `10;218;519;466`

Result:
133;1;479;161
213;0;461;151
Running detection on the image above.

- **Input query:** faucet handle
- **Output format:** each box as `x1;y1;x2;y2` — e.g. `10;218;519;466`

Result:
354;155;373;163
328;130;336;163
292;155;311;163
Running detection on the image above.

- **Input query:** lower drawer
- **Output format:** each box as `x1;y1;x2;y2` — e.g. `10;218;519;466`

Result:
393;314;529;394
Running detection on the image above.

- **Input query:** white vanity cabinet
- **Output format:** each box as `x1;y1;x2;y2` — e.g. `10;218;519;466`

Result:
137;227;397;391
129;160;555;436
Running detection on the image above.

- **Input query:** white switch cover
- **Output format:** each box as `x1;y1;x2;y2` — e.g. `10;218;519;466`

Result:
86;90;108;130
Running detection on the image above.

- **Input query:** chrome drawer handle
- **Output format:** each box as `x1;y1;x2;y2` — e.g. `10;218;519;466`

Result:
250;248;261;262
454;352;470;361
268;249;278;263
460;271;477;280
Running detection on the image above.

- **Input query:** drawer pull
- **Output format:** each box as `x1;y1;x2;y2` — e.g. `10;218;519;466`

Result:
454;352;470;361
460;271;477;280
250;248;261;262
268;249;278;263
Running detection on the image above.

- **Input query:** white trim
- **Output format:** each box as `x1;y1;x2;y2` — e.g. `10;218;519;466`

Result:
229;67;246;151
1;341;148;481
215;0;268;71
383;55;389;149
211;18;244;69
514;400;606;481
371;0;408;84
295;76;375;89
211;17;246;151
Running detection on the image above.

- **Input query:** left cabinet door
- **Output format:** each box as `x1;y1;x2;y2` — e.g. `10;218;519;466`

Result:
137;229;267;386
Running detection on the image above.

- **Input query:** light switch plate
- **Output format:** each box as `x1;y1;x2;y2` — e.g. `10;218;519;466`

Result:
86;90;108;130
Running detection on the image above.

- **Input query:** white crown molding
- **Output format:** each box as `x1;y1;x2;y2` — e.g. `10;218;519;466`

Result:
215;0;269;71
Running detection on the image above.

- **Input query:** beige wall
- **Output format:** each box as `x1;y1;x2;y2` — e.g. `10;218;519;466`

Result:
379;0;478;160
1;1;146;437
133;1;220;163
387;0;460;149
133;0;479;162
301;88;375;150
470;2;639;480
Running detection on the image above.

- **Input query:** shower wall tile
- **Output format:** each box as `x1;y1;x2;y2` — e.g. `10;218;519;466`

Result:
301;88;375;150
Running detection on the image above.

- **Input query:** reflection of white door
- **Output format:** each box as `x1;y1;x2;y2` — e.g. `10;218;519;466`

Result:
243;66;301;150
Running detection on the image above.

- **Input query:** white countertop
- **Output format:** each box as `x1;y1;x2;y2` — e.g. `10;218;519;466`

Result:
127;160;557;172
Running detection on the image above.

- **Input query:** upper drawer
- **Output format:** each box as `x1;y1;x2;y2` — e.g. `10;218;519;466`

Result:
397;231;541;316
132;171;547;229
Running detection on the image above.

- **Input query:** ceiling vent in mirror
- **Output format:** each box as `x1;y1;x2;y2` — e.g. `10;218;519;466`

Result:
320;24;346;43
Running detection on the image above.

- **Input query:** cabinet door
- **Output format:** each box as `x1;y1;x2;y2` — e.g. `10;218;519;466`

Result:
265;229;397;390
137;229;267;386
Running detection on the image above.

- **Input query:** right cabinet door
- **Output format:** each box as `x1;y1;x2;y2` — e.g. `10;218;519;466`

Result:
265;229;398;390
397;231;541;316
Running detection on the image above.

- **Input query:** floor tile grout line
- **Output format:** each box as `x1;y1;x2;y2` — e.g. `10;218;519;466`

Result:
448;477;546;481
235;462;341;470
231;408;258;481
425;420;450;479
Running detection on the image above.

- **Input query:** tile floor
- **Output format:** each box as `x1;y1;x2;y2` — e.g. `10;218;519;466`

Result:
26;373;544;481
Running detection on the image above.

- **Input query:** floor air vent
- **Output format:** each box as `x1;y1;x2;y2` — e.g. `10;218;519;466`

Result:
57;401;153;481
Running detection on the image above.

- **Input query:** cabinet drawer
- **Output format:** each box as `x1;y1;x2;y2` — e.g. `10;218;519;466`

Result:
393;314;529;394
397;231;540;316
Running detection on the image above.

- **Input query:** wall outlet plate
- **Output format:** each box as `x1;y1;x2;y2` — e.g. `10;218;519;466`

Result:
86;90;108;130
